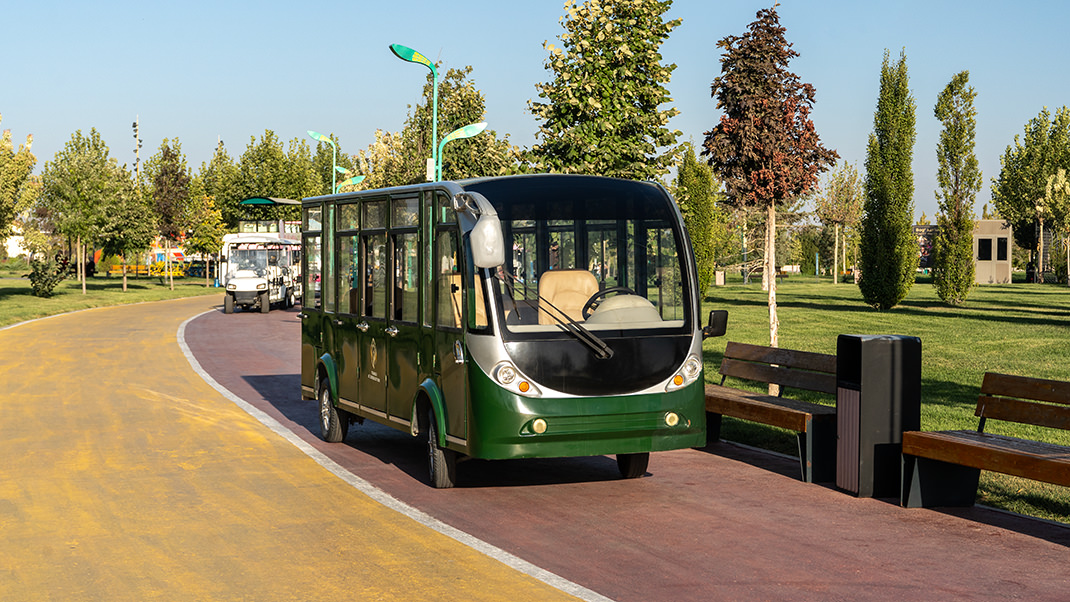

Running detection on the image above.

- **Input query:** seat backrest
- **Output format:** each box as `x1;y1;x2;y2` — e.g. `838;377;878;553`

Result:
719;341;837;394
977;372;1070;432
538;269;599;324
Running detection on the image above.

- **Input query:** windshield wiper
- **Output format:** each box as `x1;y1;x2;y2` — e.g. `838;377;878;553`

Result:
497;271;613;360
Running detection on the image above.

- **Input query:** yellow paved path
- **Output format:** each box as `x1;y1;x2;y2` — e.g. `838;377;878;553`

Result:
0;297;580;601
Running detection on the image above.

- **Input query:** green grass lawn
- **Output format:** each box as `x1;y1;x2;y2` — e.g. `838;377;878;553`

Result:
702;273;1070;524
0;274;222;328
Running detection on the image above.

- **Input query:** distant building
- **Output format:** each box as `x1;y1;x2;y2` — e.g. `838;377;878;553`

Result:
973;220;1012;284
913;220;1012;284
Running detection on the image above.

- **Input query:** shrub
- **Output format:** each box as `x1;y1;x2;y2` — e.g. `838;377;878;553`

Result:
28;256;69;298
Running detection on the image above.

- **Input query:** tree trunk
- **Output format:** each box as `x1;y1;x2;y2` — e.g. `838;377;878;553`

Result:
166;239;175;291
121;253;128;292
833;223;840;284
78;237;86;295
1038;219;1045;284
766;203;780;396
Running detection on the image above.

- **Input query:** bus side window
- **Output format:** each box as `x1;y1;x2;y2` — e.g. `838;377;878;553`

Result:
339;234;359;314
364;233;387;319
435;230;462;329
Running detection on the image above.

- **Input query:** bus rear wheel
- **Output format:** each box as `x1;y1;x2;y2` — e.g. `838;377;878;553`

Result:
426;410;457;489
318;377;348;442
616;452;649;479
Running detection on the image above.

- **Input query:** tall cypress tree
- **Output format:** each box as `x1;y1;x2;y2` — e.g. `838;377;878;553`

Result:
675;142;720;296
859;50;917;310
932;71;980;305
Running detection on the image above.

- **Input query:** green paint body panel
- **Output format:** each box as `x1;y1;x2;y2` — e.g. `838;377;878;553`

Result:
463;367;706;460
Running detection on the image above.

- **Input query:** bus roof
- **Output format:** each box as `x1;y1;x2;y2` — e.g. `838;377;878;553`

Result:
239;197;301;206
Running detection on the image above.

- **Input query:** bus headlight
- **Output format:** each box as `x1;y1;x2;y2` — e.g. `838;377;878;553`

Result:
666;355;703;391
493;362;540;397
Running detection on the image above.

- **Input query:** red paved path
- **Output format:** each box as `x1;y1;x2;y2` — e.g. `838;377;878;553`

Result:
185;302;1070;601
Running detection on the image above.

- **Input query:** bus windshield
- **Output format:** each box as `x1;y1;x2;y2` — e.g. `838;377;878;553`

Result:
463;177;692;340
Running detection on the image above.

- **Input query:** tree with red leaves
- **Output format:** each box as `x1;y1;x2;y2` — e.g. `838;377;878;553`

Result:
703;6;837;348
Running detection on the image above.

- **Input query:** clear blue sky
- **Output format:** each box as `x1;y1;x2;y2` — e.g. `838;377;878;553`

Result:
3;0;1068;220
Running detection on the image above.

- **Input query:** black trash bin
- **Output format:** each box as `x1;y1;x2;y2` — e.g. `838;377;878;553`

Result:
835;334;921;498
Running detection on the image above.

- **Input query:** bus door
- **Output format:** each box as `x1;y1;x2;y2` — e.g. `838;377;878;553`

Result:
300;205;324;399
334;203;362;407
387;196;421;422
433;224;468;440
358;200;389;416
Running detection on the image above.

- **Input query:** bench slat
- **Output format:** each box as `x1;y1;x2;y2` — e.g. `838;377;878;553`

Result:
903;430;1070;487
724;342;837;374
705;384;834;433
981;372;1070;407
720;358;838;395
976;395;1070;432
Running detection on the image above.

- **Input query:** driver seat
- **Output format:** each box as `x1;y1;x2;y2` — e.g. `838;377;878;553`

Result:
538;269;598;324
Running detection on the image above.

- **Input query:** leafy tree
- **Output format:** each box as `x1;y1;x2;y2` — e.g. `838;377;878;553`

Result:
674;142;731;297
39;128;114;294
199;141;241;229
183;193;227;287
0;115;37;238
234;131;316;224
859;50;918;310
932;71;981;305
310;134;357;196
703;6;837;348
149;139;191;290
814;163;863;283
1043;169;1070;286
991;106;1070;276
363;66;517;187
356;129;409;190
98;164;156;291
530;0;681;180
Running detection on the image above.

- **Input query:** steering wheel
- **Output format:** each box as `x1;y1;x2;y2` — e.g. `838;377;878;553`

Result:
582;286;637;319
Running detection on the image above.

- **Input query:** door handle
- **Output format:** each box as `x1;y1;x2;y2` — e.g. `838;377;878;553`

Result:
334;319;343;327
357;321;369;332
385;326;399;337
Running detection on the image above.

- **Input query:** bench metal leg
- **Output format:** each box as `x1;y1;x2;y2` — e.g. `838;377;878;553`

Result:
705;412;723;446
799;416;837;483
901;454;980;508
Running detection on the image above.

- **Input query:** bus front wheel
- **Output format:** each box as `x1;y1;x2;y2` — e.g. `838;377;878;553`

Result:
318;377;348;442
617;452;649;479
224;293;234;314
426;410;457;489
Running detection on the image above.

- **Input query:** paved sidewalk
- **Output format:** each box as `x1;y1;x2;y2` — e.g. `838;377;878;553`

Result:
0;297;581;601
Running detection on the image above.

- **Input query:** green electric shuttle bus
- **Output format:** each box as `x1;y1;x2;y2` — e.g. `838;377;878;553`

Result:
300;174;726;488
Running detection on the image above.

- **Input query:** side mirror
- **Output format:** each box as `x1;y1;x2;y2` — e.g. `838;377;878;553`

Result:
471;213;505;268
703;309;728;338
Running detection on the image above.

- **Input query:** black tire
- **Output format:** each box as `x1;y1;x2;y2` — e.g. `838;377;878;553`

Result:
286;288;295;309
318;377;348;442
260;290;271;313
617;452;650;479
224;293;234;314
427;410;457;488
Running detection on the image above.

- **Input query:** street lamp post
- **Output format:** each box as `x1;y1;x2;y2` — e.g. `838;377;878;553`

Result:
436;122;487;181
390;43;438;181
307;130;340;194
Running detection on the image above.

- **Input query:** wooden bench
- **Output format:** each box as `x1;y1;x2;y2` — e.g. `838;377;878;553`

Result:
901;372;1070;508
705;342;837;483
108;265;150;277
